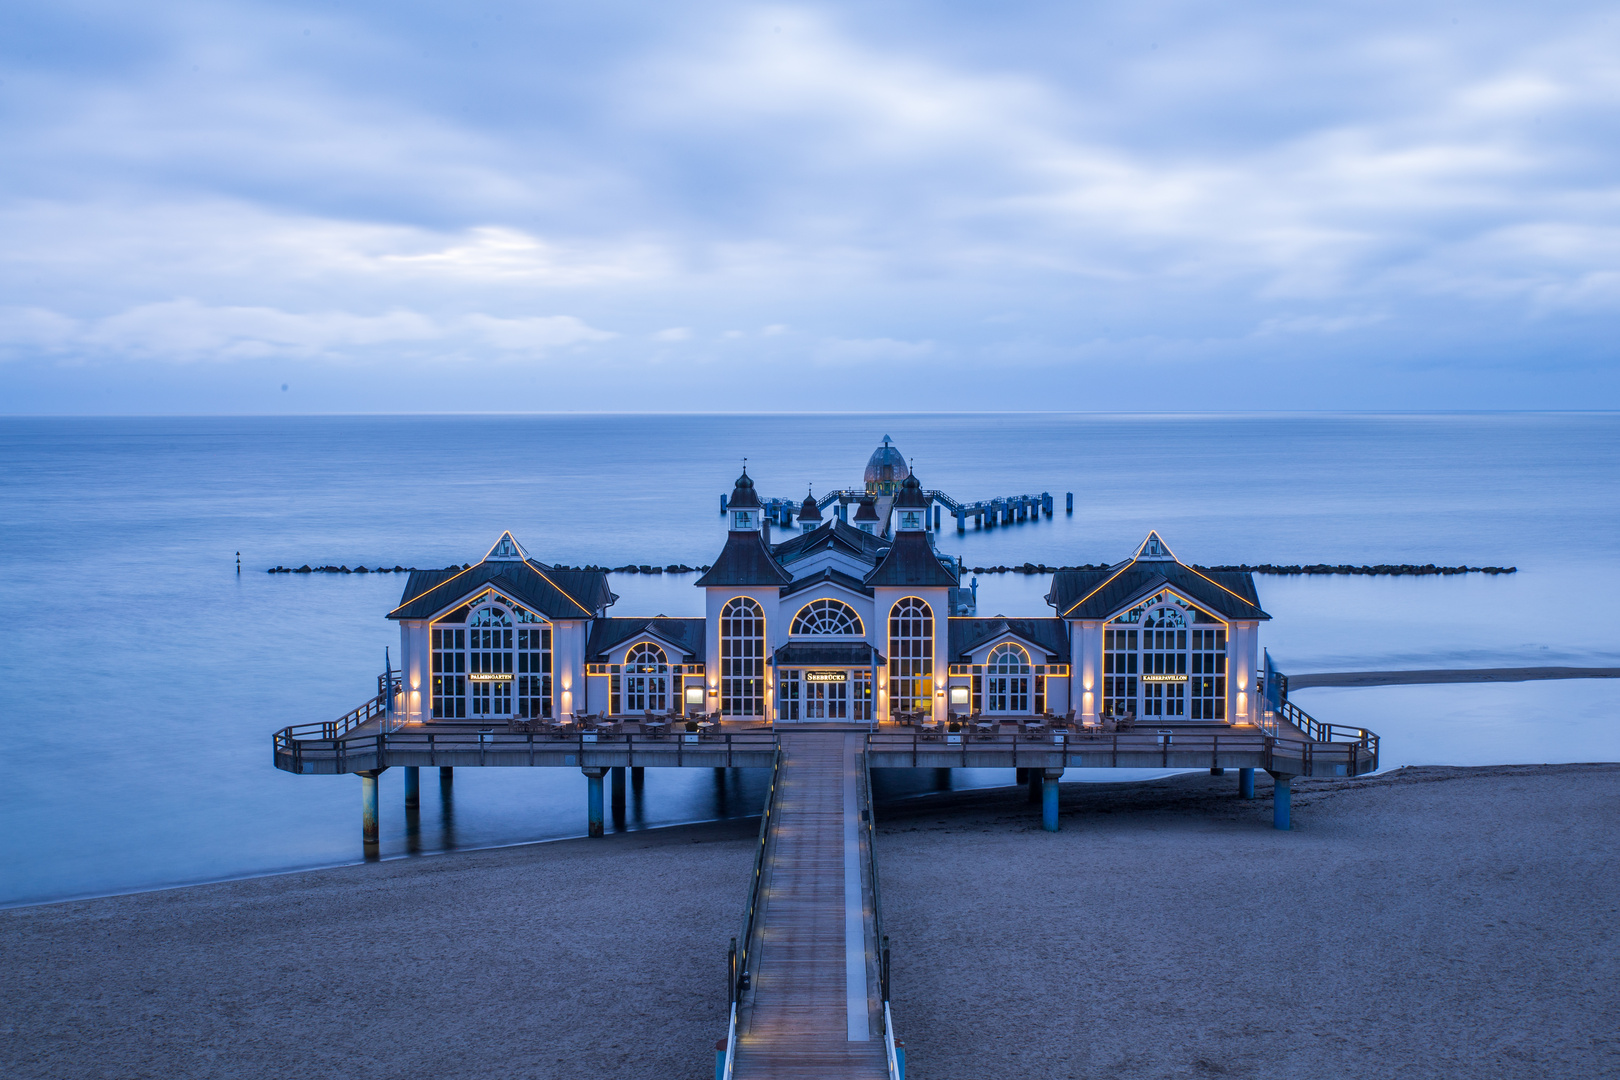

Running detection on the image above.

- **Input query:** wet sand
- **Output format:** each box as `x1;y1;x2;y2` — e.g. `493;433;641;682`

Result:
879;764;1620;1079
5;765;1618;1079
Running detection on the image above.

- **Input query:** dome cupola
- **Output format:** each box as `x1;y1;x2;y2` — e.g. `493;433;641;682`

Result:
864;436;909;496
727;466;762;531
893;471;929;531
798;486;823;531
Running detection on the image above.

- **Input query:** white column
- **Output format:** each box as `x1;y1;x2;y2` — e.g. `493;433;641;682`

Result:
1229;621;1258;723
1074;620;1102;723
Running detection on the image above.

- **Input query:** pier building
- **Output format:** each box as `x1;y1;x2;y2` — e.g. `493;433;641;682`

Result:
271;446;1380;1080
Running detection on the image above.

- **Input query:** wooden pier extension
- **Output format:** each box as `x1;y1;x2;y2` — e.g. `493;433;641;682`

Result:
731;730;889;1079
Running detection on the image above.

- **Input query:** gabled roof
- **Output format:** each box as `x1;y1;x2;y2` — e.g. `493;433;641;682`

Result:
1046;532;1268;621
948;618;1070;663
586;618;706;662
772;518;887;567
780;566;874;599
863;530;959;588
694;529;792;586
390;551;615;621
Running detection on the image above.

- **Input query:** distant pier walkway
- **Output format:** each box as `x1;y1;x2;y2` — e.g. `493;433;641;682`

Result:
731;730;888;1080
1290;666;1620;690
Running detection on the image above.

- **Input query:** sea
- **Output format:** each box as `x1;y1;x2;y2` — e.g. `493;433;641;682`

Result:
2;413;1617;907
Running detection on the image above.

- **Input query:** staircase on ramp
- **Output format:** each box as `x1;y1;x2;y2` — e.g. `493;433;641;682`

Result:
730;730;891;1079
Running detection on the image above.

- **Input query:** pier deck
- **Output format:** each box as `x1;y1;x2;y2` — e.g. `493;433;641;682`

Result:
732;730;887;1079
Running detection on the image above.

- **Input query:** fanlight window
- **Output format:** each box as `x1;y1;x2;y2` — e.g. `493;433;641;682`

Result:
790;599;864;637
985;643;1031;713
888;596;933;717
721;597;765;717
1111;591;1202;626
623;642;669;713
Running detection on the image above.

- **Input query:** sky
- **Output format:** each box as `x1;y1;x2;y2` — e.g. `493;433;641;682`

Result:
1;0;1617;413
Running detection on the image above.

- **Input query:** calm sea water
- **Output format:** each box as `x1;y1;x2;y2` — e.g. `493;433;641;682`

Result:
2;413;1617;906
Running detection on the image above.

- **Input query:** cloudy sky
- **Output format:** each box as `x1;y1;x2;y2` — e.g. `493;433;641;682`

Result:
2;0;1617;412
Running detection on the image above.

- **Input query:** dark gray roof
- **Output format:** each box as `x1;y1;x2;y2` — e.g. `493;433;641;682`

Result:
727;469;761;510
894;472;929;509
853;498;880;522
948;618;1070;662
1046;554;1268;622
781;566;873;599
694;529;792;586
774;641;881;667
798;490;823;520
391;560;615;621
863;530;959;588
586;618;706;662
772;518;887;567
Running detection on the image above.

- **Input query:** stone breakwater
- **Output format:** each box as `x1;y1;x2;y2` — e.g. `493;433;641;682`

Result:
266;561;1514;577
265;563;712;575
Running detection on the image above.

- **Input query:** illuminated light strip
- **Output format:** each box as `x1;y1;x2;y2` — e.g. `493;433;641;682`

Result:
391;549;597;620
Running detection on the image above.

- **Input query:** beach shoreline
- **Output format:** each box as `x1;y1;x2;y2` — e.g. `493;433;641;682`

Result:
4;764;1616;1078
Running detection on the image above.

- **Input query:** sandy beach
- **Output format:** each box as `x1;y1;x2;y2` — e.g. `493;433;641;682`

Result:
5;764;1617;1079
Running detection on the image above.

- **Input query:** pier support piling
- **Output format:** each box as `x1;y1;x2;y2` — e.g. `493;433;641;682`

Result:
583;768;606;837
631;766;645;790
1209;766;1225;776
1026;769;1041;804
404;765;420;808
1239;767;1255;799
1268;771;1293;831
439;766;453;787
360;771;381;844
611;766;626;811
1042;770;1062;831
1066;491;1073;514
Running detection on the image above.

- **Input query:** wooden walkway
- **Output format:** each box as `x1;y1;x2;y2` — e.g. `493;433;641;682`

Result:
732;730;887;1079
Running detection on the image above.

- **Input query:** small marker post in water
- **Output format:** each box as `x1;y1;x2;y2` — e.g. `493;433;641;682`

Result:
236;551;240;575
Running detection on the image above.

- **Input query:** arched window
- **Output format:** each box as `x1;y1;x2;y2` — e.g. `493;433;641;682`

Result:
623;642;668;714
721;597;765;717
434;592;550;720
1107;592;1197;719
790;599;865;637
985;643;1031;713
467;603;513;717
888;597;933;717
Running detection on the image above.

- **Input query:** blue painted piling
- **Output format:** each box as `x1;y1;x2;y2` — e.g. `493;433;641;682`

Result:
404;765;419;808
586;768;605;837
361;772;380;843
1239;767;1255;799
1272;773;1292;830
1066;491;1073;514
1042;772;1060;831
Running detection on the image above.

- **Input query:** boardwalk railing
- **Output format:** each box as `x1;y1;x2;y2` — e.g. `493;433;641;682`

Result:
274;720;778;774
866;723;1379;777
863;751;901;1080
725;745;784;1080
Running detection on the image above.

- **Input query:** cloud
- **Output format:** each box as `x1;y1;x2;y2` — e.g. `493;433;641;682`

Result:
2;0;1618;409
0;300;615;362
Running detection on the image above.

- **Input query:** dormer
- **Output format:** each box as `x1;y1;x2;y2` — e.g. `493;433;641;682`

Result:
893;472;929;534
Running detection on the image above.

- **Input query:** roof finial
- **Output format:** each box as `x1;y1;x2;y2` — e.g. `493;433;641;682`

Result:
883;435;891;446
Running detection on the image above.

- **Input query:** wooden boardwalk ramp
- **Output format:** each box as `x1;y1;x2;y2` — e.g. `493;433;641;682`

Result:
731;730;889;1079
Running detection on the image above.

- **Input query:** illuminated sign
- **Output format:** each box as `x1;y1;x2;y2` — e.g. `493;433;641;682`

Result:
806;670;847;683
1142;674;1188;683
468;673;513;682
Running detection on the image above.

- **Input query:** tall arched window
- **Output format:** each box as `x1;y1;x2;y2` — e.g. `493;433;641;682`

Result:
721;597;765;717
985;643;1031;713
624;642;668;713
790;598;864;637
468;603;513;717
888;597;933;717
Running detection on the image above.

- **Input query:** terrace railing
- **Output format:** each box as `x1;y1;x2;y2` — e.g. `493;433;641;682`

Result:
866;722;1379;777
862;749;901;1080
273;720;778;774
